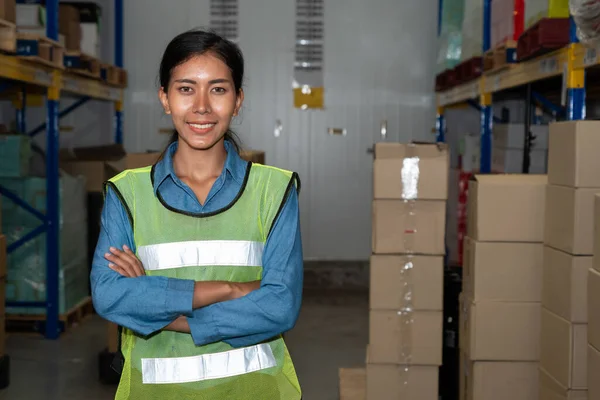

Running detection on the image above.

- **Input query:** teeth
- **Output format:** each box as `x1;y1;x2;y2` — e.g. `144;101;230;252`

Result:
189;123;215;129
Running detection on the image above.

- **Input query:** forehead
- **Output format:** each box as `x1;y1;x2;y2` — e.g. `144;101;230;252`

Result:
170;53;232;81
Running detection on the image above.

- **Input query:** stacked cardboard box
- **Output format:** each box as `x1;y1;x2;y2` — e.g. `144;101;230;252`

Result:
541;121;600;399
460;173;547;400
589;195;600;400
368;142;448;400
0;203;5;357
491;0;524;48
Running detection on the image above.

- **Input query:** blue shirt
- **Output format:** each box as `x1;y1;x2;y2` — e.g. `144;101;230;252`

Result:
90;140;303;348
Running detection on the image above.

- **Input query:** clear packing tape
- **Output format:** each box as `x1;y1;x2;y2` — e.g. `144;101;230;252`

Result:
570;0;600;44
397;144;419;391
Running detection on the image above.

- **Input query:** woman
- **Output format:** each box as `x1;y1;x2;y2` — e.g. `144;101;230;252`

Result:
91;29;303;399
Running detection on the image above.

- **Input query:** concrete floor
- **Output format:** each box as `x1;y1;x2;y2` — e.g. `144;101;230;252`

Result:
0;291;368;400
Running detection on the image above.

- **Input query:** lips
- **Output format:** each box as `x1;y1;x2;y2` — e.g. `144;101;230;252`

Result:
187;121;217;135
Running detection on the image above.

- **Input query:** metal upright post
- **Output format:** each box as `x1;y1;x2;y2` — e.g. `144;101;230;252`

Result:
436;107;446;143
480;0;492;173
15;86;26;134
45;0;60;340
566;16;586;120
114;0;124;144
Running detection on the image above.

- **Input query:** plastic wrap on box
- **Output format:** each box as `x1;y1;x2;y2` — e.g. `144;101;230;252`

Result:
570;0;600;44
1;173;88;314
492;0;525;47
461;0;484;60
525;0;569;28
437;0;465;72
0;135;31;178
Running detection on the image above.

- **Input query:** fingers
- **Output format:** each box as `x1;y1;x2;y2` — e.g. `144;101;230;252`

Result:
104;245;145;277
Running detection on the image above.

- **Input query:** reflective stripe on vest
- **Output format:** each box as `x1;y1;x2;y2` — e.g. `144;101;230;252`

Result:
137;240;264;271
141;342;277;384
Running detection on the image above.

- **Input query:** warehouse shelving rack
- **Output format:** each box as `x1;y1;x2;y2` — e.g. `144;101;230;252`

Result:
435;0;590;172
0;0;125;339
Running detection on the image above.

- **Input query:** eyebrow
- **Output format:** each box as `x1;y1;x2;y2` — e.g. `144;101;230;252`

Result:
174;78;231;85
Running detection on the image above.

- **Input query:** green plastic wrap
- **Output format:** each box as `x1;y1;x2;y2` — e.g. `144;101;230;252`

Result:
0;135;32;178
437;0;465;72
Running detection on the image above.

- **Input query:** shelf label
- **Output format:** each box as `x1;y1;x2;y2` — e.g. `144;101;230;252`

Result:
64;79;79;92
109;88;120;101
34;71;51;86
539;57;559;74
493;75;501;91
584;47;598;66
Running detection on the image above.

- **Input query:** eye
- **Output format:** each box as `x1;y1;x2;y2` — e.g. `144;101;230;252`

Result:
178;86;193;94
212;87;227;94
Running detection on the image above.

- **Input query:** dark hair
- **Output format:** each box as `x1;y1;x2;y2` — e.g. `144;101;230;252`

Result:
159;29;244;153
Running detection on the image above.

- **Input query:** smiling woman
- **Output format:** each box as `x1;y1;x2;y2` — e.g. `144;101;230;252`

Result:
90;29;303;400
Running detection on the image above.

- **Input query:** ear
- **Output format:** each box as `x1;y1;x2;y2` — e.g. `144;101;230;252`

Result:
158;88;171;114
233;89;244;116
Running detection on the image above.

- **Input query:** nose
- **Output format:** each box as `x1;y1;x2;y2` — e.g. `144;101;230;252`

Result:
193;91;211;114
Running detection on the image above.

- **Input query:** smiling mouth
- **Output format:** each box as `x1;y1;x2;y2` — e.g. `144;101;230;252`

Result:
188;122;217;129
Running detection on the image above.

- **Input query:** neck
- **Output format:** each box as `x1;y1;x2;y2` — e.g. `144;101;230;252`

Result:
173;138;227;180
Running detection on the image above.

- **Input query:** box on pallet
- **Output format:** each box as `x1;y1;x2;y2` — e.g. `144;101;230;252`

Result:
1;173;88;315
460;295;541;361
540;308;587;390
587;268;600;351
366;363;439;400
461;0;483;61
466;174;547;242
0;134;31;178
462;236;542;302
525;0;569;28
544;185;599;256
542;246;590;324
371;142;448;255
370;255;443;311
539;368;588;400
491;0;525;48
594;195;600;273
16;2;44;27
548;121;600;188
460;351;539;400
368;310;443;365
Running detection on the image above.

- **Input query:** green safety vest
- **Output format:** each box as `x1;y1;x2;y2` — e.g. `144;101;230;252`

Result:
106;161;302;400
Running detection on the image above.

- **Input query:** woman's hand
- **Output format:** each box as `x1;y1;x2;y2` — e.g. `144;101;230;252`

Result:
105;245;146;277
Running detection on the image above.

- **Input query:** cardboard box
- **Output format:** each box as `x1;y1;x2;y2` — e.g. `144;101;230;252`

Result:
369;255;443;311
373;142;449;200
540;367;588;400
59;145;161;192
460;297;540;361
594;194;600;273
492;147;548;174
460;353;539;400
467;174;547;242
493;123;550;150
548;121;600;188
589;344;600;400
463;237;542;302
372;200;446;255
540;308;587;390
366;364;438;400
16;3;44;27
0;0;16;23
542;246;591;324
460;134;480;173
368;310;442;366
588;268;600;351
544;186;599;256
107;322;118;353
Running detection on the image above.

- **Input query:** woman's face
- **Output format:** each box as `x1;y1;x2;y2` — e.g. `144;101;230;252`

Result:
159;52;243;151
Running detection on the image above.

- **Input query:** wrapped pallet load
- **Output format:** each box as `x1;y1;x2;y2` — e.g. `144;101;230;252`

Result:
437;0;465;73
461;0;483;60
570;0;600;44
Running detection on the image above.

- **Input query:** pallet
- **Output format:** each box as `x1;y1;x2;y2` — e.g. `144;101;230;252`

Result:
16;33;64;69
0;19;16;53
64;52;101;79
517;18;570;61
101;63;128;87
455;56;483;84
339;368;366;400
483;40;517;72
6;296;94;334
436;69;459;91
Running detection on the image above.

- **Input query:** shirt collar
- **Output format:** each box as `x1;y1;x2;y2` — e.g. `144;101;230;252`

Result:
152;139;248;195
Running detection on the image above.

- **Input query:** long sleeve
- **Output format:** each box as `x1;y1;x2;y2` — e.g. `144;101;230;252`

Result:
187;187;304;347
90;186;195;336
